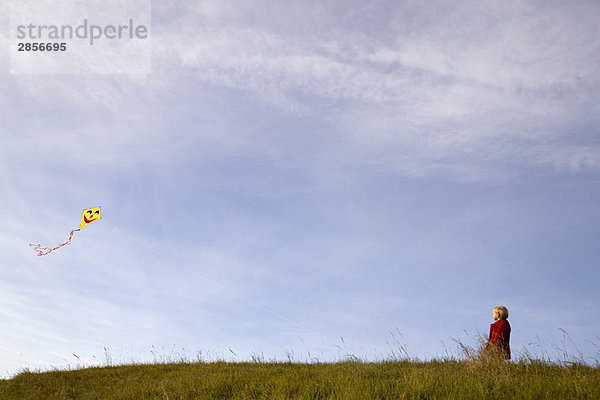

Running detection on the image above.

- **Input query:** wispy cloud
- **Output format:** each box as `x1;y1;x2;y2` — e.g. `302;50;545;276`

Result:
3;0;599;178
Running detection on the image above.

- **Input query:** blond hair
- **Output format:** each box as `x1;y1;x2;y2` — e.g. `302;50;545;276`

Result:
494;305;509;319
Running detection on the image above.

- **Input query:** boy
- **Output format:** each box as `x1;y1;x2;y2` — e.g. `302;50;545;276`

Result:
486;305;511;359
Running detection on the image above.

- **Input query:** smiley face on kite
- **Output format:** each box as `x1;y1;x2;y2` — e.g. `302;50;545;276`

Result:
79;206;101;229
84;209;99;224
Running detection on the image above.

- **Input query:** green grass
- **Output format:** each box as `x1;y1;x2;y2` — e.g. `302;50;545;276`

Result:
1;359;599;399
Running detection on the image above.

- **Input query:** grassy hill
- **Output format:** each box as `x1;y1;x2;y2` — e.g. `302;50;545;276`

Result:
1;358;599;399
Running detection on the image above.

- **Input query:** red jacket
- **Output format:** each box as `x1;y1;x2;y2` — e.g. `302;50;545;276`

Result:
488;319;511;359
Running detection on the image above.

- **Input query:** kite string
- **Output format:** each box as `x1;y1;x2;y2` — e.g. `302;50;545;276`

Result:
29;228;80;256
110;226;337;347
178;264;336;346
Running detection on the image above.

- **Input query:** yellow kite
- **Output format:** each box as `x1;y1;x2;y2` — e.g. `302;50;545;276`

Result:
30;207;102;256
80;206;101;229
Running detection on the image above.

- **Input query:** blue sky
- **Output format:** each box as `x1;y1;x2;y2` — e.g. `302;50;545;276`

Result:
1;0;600;376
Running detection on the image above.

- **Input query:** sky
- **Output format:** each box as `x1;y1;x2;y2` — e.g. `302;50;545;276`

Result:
1;0;599;377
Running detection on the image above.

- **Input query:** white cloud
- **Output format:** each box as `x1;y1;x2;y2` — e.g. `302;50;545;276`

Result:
3;0;599;178
157;1;600;105
141;0;600;178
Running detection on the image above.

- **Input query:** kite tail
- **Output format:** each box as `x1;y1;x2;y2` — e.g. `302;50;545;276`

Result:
29;229;80;256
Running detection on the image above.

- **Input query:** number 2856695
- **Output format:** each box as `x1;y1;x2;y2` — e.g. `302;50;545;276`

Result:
18;43;67;51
